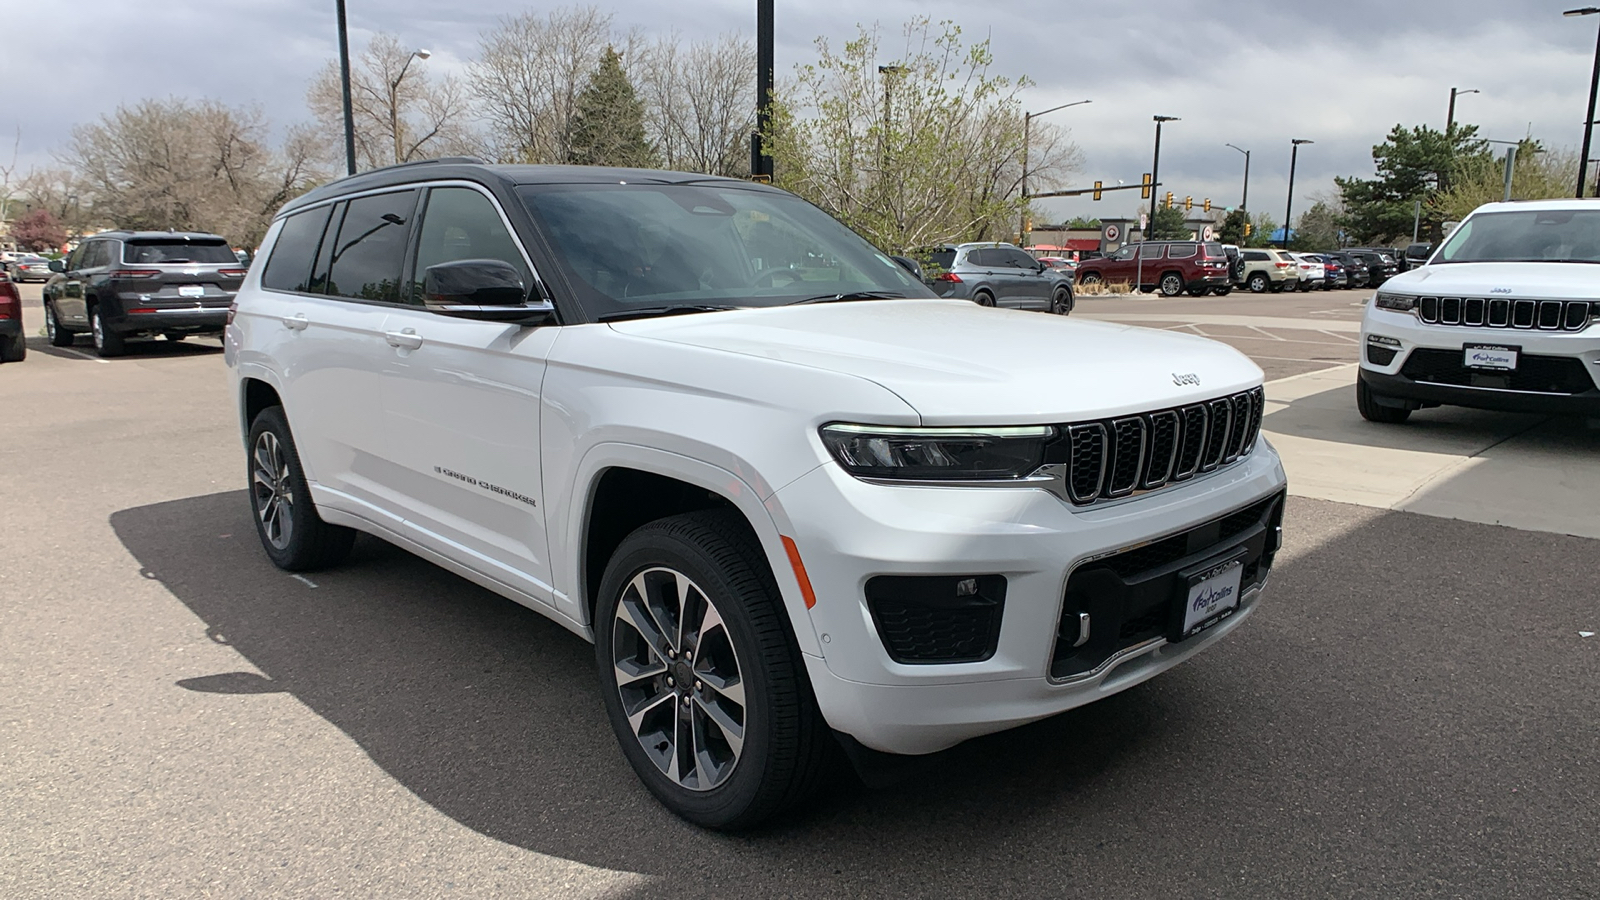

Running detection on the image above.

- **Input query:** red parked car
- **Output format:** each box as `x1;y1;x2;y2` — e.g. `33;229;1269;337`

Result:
0;271;25;362
1075;240;1233;296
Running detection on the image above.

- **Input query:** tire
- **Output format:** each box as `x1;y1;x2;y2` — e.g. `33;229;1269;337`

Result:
90;307;126;358
1050;286;1073;315
163;331;187;342
1077;272;1102;286
45;302;74;347
595;510;831;830
1356;376;1412;424
1186;285;1209;297
1269;282;1286;294
0;333;23;362
972;290;995;307
1159;273;1184;297
1211;286;1233;296
246;406;356;571
1297;281;1312;293
1247;273;1269;293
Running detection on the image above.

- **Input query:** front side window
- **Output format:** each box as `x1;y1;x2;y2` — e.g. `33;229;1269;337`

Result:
1002;249;1040;269
517;183;931;318
325;190;419;302
262;206;334;293
1111;245;1136;261
408;187;532;304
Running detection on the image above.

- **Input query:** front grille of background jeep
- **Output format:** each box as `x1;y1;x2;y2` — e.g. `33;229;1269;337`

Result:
1416;296;1598;332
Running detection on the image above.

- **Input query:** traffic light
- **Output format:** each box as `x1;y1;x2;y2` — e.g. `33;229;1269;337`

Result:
1164;191;1174;209
1140;173;1152;200
1203;198;1212;213
1244;221;1253;237
1093;180;1103;201
1184;196;1193;212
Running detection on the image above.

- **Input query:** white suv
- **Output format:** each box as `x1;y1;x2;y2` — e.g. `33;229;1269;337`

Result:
224;160;1288;828
1359;198;1600;423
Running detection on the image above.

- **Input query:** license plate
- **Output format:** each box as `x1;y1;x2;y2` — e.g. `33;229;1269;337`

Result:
1464;343;1517;371
1178;557;1244;640
178;285;205;298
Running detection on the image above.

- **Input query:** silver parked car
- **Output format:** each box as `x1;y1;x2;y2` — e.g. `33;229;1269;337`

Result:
7;255;54;282
923;242;1075;314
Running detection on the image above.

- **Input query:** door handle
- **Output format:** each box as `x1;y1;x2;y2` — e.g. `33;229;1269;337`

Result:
282;314;309;331
384;328;423;350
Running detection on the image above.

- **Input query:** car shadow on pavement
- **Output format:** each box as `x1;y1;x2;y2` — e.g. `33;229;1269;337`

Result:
25;335;224;362
110;491;1600;898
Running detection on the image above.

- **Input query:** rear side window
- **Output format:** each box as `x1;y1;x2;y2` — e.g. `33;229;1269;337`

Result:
968;248;1001;266
325;190;419;302
263;206;334;293
1166;243;1197;259
123;239;236;264
1243;251;1267;261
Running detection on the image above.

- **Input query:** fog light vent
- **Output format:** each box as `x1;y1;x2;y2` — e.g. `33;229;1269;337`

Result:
865;575;1006;664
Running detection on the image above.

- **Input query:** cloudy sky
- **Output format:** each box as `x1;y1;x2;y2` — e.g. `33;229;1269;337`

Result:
3;0;1596;225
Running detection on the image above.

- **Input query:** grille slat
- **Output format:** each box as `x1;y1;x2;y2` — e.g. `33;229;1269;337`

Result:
1061;388;1263;507
1418;296;1592;332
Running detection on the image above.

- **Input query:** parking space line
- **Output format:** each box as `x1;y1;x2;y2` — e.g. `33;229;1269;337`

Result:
58;347;111;365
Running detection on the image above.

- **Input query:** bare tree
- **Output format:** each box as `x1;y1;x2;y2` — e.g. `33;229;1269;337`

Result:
0;128;20;233
635;32;754;176
64;98;329;247
308;32;476;170
16;167;94;237
469;6;618;164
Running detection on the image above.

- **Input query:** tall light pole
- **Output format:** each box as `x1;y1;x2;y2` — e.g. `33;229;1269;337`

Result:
1017;99;1092;244
1445;87;1479;136
1225;143;1250;211
1284;139;1313;249
336;0;356;176
1569;8;1600;197
752;0;774;181
1148;115;1179;239
389;48;431;165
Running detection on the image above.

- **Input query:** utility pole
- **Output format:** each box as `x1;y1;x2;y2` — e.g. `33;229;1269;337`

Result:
1017;99;1091;245
336;0;356;176
751;0;775;181
388;49;431;165
1445;86;1479;136
1226;143;1250;210
1567;7;1600;197
1284;139;1313;249
1149;116;1179;239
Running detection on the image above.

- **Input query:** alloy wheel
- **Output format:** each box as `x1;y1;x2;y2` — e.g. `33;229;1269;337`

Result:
611;566;746;792
91;313;103;350
45;307;57;341
251;431;295;550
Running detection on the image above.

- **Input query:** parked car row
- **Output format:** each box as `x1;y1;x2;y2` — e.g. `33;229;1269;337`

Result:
1060;240;1413;296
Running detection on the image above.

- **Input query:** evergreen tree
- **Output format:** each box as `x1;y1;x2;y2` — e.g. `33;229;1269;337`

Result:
567;47;659;168
1147;204;1189;240
1335;124;1490;244
1219;208;1249;245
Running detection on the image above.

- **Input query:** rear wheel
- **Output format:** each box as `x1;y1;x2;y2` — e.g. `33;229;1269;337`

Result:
1077;272;1102;286
1247;273;1269;293
45;302;74;347
1186;285;1209;297
247;406;356;570
90;308;125;358
1356;377;1412;424
1050;286;1073;315
595;510;831;830
1159;273;1184;297
1211;286;1233;296
0;333;24;362
972;290;995;307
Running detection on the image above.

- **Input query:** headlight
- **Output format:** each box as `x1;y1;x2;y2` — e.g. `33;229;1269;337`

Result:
1374;292;1416;311
820;424;1055;481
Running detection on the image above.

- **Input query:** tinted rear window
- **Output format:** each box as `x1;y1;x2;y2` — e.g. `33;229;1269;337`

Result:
123;239;236;264
926;249;956;270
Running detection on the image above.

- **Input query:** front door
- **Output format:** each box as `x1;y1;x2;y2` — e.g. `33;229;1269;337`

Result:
376;185;558;602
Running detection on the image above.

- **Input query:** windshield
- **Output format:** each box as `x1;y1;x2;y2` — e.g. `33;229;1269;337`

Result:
517;182;933;317
1436;209;1600;264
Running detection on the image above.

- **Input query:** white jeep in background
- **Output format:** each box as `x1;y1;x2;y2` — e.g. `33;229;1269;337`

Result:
226;159;1289;829
1359;198;1600;423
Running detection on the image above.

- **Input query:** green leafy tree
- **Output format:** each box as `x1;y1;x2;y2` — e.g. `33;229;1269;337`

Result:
1434;140;1576;221
1218;208;1248;245
1147;204;1189;240
1245;212;1277;248
1064;215;1100;229
567;47;659;168
1289;200;1342;250
1335;123;1490;244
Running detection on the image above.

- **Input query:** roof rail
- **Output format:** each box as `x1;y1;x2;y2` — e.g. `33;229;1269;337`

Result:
342;156;488;179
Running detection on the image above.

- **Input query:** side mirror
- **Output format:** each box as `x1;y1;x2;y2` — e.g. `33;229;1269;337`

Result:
422;259;554;325
890;255;924;281
48;259;65;273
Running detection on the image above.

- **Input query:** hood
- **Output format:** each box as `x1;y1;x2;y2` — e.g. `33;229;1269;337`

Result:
608;300;1262;425
1386;262;1600;301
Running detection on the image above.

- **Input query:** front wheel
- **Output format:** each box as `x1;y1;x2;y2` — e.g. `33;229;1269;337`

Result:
1356;377;1412;424
1050;286;1073;315
595;510;830;830
247;406;356;570
45;302;74;347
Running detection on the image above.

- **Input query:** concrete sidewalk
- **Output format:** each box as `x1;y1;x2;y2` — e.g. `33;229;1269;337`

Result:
1262;364;1600;539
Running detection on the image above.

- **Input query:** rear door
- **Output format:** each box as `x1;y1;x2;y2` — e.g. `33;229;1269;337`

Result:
1001;247;1050;307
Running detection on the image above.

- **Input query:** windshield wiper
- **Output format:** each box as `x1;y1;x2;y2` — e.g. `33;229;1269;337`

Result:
788;291;906;305
598;304;738;323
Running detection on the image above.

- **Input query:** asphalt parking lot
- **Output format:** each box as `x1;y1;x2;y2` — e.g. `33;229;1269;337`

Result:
3;285;1597;899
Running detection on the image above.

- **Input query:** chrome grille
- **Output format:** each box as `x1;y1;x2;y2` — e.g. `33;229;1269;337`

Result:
1416;296;1597;332
1059;387;1265;507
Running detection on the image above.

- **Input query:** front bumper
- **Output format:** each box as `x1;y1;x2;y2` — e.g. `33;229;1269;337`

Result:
1361;306;1600;414
774;444;1288;755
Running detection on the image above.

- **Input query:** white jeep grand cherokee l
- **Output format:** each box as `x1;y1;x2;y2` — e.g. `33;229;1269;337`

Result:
1359;198;1600;422
225;160;1288;829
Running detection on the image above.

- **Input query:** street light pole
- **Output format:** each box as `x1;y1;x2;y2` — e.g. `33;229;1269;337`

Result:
336;0;356;176
1149;116;1179;239
389;48;431;165
752;0;774;181
1445;86;1479;136
1225;143;1250;211
1017;98;1092;244
1567;8;1600;197
1284;138;1313;249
